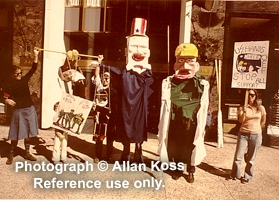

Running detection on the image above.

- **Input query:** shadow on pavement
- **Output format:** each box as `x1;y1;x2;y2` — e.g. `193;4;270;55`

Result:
0;138;10;158
31;136;53;162
198;162;231;178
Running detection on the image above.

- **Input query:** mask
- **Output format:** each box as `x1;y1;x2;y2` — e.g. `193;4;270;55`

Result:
126;36;151;74
174;56;199;79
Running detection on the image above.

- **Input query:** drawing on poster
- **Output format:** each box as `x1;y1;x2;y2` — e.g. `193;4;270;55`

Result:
52;93;93;135
231;41;269;89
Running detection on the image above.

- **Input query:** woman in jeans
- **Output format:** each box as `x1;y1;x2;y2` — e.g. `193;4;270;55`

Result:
228;89;266;183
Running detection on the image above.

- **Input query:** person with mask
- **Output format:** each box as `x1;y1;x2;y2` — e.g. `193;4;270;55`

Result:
157;43;209;183
90;18;153;164
91;66;118;163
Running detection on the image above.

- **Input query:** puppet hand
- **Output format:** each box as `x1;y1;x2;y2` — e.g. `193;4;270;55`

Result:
89;61;100;69
72;49;79;61
98;55;104;63
5;99;16;107
66;50;73;60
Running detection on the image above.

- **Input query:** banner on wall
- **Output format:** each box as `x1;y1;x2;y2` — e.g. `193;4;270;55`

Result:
231;40;269;89
52;93;93;135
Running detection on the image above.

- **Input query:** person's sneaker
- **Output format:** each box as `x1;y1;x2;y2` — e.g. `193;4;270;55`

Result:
6;156;14;165
188;172;195;183
241;177;249;184
25;153;37;161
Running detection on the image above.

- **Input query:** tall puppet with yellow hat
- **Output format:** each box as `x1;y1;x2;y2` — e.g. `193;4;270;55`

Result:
157;43;209;183
90;18;153;164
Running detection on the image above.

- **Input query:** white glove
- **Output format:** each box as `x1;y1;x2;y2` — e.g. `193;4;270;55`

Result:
89;61;100;69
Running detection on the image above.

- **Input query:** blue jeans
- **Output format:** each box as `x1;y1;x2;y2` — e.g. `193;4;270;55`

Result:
231;131;262;180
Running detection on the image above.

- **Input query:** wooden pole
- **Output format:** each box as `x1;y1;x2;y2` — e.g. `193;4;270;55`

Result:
215;59;219;93
244;89;249;107
218;59;222;110
215;58;224;148
167;25;170;75
36;47;100;59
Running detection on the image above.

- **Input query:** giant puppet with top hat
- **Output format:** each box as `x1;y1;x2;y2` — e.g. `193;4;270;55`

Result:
157;43;210;183
90;18;153;163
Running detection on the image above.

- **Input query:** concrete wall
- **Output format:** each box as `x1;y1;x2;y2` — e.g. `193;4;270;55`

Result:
41;0;67;129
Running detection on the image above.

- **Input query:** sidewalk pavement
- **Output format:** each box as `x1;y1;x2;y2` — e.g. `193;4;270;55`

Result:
0;119;279;199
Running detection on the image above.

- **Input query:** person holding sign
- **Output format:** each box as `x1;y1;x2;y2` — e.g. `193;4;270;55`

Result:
227;89;266;184
52;102;68;164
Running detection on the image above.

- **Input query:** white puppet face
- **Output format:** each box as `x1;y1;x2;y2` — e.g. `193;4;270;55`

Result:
102;72;110;87
126;36;150;73
173;56;199;79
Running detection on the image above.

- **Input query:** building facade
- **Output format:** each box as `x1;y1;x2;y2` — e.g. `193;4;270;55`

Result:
1;0;279;144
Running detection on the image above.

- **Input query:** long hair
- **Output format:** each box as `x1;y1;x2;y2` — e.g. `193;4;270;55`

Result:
248;89;261;112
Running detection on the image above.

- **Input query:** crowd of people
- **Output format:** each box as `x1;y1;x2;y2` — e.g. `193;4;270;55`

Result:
0;18;266;185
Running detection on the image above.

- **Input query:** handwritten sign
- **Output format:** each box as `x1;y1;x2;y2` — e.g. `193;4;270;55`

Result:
231;41;269;89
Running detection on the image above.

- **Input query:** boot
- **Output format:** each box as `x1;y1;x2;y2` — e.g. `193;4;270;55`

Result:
133;143;144;164
6;155;14;165
24;139;37;161
105;139;114;163
171;169;184;180
188;172;195;183
120;143;130;164
95;138;103;163
6;140;17;165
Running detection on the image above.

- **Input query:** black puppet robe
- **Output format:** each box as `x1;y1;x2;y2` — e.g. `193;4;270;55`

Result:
100;64;153;143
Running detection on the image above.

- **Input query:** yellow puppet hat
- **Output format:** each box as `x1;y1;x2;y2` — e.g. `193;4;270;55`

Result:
175;43;198;57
